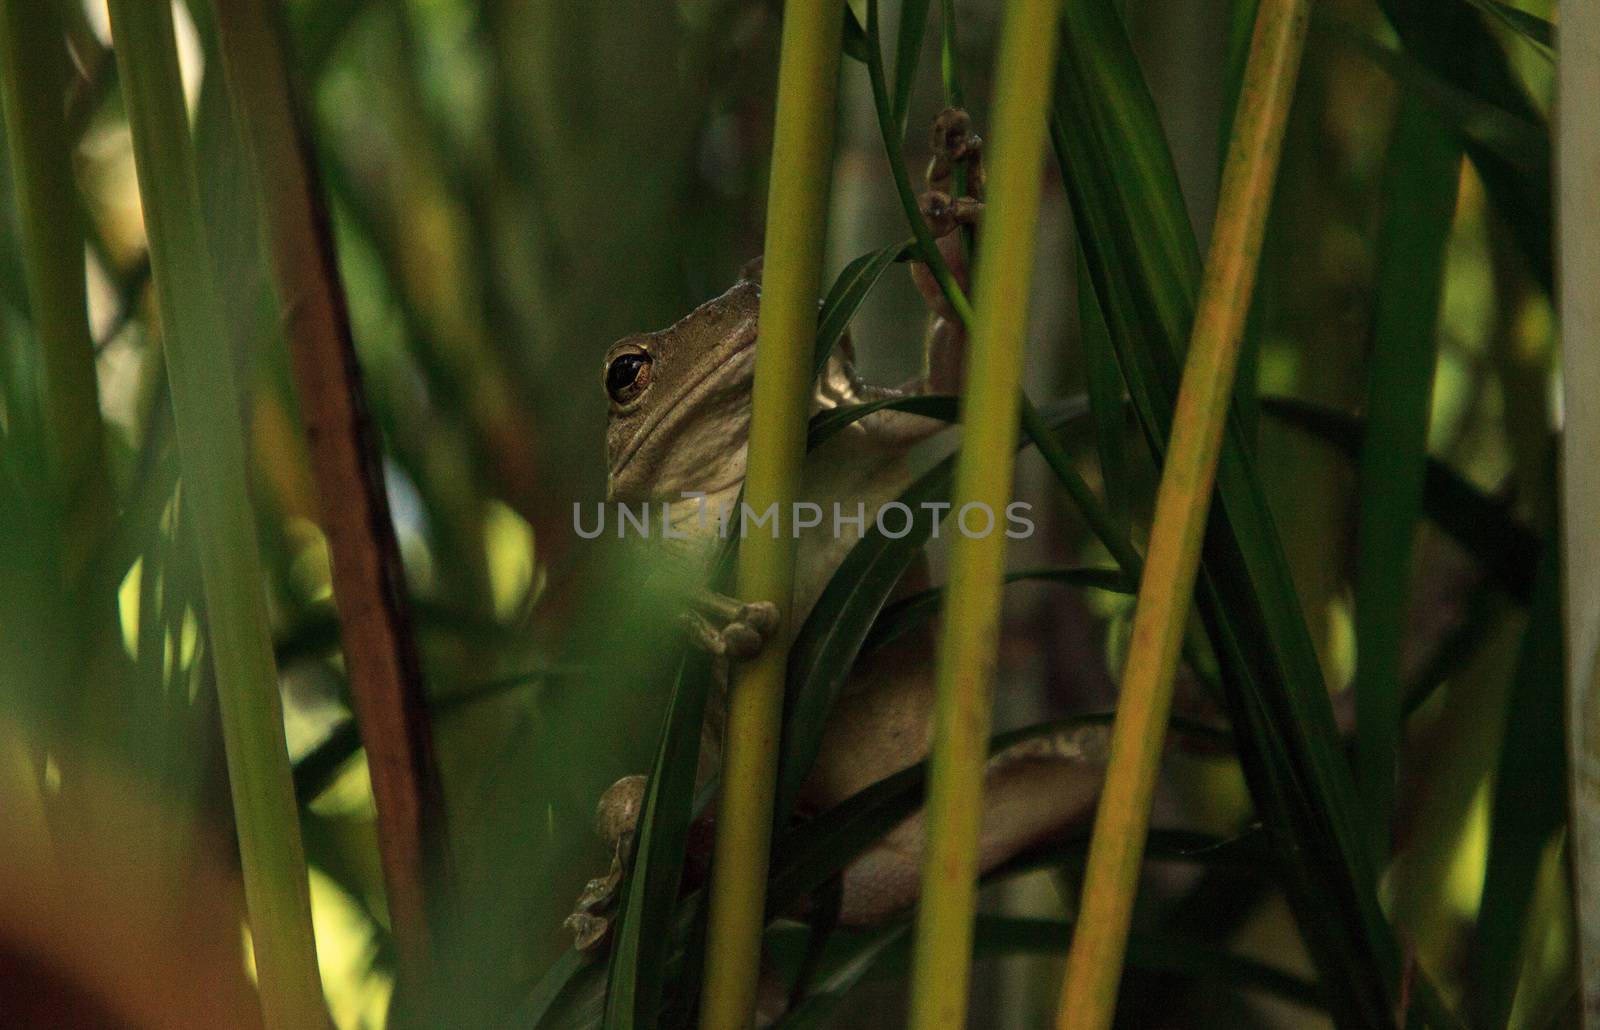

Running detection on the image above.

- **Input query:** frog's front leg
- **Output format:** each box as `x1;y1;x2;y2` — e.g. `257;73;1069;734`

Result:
683;589;780;660
564;590;776;952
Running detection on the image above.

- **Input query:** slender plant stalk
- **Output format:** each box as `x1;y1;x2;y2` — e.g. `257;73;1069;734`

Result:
698;3;841;1027
1557;0;1600;1019
209;0;453;992
0;0;113;582
1054;1;1309;1027
903;0;1061;1026
103;2;329;1027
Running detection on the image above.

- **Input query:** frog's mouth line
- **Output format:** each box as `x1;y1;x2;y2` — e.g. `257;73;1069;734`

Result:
608;329;757;483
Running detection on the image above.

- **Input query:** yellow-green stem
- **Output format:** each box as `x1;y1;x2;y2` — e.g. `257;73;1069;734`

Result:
904;0;1061;1026
0;0;113;583
1054;0;1308;1027
699;2;841;1027
104;2;329;1027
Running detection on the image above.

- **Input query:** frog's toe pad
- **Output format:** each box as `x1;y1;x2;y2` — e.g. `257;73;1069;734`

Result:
932;107;979;160
722;622;765;659
738;601;780;636
565;911;611;952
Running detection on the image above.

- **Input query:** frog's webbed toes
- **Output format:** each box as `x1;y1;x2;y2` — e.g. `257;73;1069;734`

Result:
564;774;647;952
917;190;984;240
912;108;985;329
932;107;979;160
564;861;623;950
564;911;610;952
736;599;780;638
925;106;985;197
687;591;779;660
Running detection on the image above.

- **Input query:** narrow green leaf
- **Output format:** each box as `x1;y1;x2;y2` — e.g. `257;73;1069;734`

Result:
1469;533;1567;1026
891;0;932;134
806;392;957;449
1372;0;1553;291
603;649;711;1029
1312;11;1546;177
1353;93;1460;857
812;241;915;379
1463;0;1554;52
0;0;115;742
1078;248;1130;529
841;5;871;64
937;0;963;108
0;0;113;579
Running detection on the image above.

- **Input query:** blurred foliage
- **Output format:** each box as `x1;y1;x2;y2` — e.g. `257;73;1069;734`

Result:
0;0;1570;1026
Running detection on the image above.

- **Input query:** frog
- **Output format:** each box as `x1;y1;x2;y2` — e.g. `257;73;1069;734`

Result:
565;109;1106;952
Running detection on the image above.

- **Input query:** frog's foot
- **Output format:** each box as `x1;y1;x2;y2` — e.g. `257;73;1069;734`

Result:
683;590;780;660
917;190;984;242
564;774;647;952
912;109;986;334
925;106;985;199
917;106;985;249
909;187;982;331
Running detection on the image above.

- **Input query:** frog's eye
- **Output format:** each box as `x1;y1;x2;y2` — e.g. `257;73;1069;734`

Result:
605;348;653;405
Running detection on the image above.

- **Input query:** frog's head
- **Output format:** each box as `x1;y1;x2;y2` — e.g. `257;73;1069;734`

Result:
603;276;760;503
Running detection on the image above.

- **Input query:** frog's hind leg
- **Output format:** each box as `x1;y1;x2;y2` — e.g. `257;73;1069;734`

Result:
834;729;1107;926
564;774;647;950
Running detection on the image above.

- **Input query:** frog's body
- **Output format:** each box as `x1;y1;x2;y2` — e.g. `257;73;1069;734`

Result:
569;110;1104;950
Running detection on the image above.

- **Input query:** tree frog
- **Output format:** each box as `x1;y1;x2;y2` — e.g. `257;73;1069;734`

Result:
567;110;1105;950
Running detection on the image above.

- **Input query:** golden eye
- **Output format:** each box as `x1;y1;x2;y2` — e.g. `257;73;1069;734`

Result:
605;349;652;404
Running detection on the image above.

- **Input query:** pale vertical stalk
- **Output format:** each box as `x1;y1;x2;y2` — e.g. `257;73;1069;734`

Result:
0;0;112;579
210;0;452;993
103;2;329;1027
903;0;1061;1026
1054;0;1308;1027
698;2;841;1027
1557;2;1600;1022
